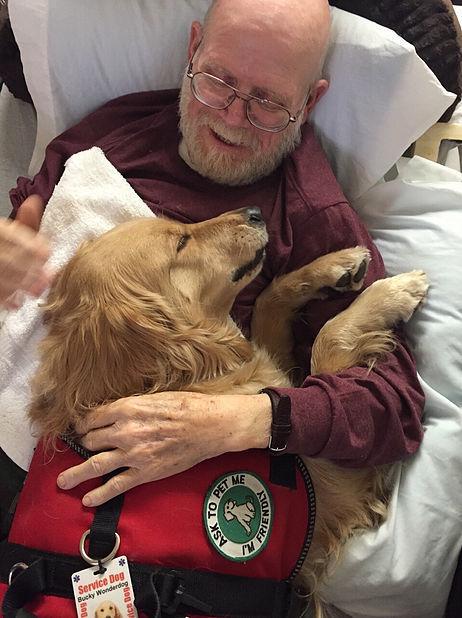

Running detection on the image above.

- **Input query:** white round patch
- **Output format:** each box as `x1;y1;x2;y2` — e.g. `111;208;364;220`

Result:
203;471;274;562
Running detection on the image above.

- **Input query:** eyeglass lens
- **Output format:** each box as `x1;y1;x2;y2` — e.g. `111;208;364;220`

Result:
191;73;290;131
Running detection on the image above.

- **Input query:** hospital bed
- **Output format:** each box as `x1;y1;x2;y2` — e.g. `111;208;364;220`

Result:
0;1;461;617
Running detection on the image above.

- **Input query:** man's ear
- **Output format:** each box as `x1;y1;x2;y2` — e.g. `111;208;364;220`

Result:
188;21;203;61
302;79;329;123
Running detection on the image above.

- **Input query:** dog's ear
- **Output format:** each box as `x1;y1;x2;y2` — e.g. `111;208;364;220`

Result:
115;605;122;618
29;270;184;439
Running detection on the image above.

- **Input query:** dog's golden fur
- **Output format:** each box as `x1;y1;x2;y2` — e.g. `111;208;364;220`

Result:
29;208;427;615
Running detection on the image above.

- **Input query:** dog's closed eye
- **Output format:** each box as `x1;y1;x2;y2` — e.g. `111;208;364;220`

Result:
177;235;190;253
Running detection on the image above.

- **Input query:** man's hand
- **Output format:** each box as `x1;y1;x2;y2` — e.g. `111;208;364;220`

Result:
0;194;50;308
57;391;272;507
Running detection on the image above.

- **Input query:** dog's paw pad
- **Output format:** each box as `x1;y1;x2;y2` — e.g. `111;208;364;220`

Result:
353;258;368;283
335;271;352;288
330;248;371;293
334;257;369;288
288;247;371;303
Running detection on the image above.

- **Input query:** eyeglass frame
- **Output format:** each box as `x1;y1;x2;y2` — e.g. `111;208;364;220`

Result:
186;45;311;133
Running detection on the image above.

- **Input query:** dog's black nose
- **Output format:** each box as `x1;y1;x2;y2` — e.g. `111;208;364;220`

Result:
245;207;265;227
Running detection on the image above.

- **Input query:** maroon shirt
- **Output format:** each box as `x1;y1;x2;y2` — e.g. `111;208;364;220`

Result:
10;89;424;467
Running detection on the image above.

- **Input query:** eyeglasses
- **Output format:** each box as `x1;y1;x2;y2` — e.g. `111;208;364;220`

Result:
186;55;308;133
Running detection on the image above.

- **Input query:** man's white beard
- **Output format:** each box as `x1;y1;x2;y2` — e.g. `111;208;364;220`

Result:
178;74;303;186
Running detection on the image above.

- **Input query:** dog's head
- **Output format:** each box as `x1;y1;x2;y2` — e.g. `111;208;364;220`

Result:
94;600;121;618
30;208;267;438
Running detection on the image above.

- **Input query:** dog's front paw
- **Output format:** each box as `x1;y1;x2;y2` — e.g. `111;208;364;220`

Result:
263;246;371;308
326;246;371;293
297;246;370;300
353;269;428;329
379;270;429;322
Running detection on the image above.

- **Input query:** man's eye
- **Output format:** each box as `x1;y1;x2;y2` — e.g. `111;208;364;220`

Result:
177;235;190;252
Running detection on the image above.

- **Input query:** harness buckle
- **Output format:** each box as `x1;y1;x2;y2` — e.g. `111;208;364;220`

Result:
159;572;186;615
159;571;211;616
8;562;28;586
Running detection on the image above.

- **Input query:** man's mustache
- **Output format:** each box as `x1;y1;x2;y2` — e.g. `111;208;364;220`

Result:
196;113;261;150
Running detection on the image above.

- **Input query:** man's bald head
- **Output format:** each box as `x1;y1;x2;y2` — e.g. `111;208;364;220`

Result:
202;0;331;87
178;0;331;186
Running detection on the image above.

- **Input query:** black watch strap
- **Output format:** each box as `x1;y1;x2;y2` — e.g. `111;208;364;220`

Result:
260;388;292;454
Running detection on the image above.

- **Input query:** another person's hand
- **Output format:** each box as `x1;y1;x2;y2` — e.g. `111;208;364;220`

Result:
0;194;50;309
57;391;272;506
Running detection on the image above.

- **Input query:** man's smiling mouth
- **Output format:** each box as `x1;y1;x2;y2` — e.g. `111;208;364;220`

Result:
210;128;246;148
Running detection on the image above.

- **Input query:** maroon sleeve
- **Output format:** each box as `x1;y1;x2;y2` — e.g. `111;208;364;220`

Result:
270;202;425;467
9;89;178;217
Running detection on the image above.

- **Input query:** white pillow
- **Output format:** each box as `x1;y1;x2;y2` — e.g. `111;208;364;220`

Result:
9;1;455;199
311;9;456;199
9;0;211;175
321;159;462;617
353;161;462;405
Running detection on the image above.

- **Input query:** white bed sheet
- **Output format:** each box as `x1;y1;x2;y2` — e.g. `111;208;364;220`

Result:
322;157;462;618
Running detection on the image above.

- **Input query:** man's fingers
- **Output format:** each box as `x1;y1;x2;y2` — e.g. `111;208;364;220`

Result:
80;426;118;452
4;291;25;310
5;220;50;263
16;194;45;231
26;271;53;297
19;265;50;294
82;470;141;507
0;214;51;307
57;450;125;491
75;400;127;434
1;268;51;309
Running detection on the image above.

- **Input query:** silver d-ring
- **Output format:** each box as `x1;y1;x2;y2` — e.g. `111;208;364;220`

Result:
79;529;121;566
8;562;28;586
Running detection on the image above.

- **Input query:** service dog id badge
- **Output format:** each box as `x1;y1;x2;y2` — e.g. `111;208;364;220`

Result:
71;556;138;618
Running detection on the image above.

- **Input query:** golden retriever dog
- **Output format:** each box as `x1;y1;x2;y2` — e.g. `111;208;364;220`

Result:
94;599;121;618
29;207;427;615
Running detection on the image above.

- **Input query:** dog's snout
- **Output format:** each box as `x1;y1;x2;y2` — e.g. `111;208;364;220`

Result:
245;207;265;227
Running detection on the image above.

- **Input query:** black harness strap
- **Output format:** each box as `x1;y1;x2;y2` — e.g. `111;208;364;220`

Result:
60;436;125;563
269;454;297;489
2;558;46;618
0;541;302;617
87;483;124;564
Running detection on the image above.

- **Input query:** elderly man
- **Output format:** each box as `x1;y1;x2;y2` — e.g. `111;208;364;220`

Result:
0;0;423;511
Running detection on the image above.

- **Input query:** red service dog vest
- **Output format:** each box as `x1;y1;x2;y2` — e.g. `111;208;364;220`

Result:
0;439;315;617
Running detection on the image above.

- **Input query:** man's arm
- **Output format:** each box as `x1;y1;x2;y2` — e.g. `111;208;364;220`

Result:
10;90;179;216
267;201;424;467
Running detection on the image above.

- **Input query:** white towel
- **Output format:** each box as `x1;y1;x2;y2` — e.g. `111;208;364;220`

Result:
0;147;154;470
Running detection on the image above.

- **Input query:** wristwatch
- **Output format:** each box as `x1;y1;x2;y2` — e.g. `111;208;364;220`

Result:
260;388;292;454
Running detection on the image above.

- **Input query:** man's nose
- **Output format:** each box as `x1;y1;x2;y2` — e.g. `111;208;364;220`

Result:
222;95;248;127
